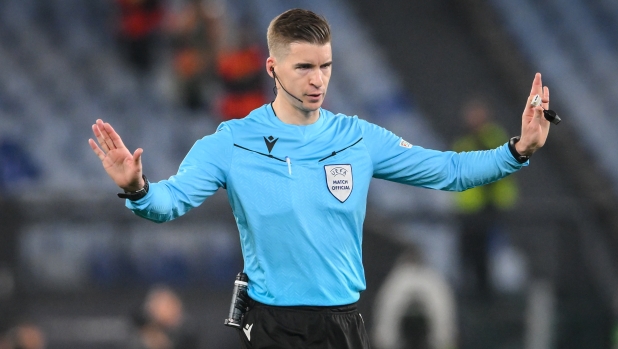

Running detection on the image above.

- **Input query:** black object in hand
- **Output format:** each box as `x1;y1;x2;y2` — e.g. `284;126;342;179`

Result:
543;109;561;125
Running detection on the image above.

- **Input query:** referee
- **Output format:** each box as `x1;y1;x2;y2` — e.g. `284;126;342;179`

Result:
89;8;551;349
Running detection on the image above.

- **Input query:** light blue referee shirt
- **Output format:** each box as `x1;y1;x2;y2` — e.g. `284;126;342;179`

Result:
126;104;527;306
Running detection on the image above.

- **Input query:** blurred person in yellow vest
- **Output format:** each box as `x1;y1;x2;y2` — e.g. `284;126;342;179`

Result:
452;97;519;296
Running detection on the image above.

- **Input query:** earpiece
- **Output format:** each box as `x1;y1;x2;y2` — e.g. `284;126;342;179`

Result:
270;67;303;104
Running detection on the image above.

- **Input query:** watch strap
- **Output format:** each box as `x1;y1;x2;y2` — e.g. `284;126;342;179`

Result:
117;174;149;201
508;136;530;163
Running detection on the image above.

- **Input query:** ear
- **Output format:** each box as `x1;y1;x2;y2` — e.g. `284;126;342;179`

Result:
266;57;276;78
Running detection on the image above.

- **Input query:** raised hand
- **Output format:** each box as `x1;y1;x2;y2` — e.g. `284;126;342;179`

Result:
89;119;145;192
517;73;551;156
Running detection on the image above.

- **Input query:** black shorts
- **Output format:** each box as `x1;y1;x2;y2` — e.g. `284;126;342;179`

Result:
237;298;371;349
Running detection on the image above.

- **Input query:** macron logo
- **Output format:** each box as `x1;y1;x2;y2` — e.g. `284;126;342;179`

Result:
243;323;253;341
264;136;279;153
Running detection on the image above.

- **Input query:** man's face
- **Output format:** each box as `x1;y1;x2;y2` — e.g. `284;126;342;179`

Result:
273;42;332;112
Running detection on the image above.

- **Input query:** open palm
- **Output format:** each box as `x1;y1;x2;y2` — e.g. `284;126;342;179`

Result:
518;73;551;154
89;119;144;191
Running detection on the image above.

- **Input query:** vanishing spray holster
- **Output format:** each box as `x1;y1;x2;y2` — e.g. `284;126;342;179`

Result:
224;272;249;328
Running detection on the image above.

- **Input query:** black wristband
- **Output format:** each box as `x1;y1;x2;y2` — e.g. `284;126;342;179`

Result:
508;136;530;163
117;174;149;201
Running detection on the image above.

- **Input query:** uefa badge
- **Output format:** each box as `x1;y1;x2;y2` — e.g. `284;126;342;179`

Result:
324;164;353;203
399;139;412;149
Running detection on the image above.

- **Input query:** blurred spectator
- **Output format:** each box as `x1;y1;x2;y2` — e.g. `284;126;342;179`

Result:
372;245;457;349
0;199;19;300
0;138;40;194
0;138;33;322
215;17;267;120
129;285;199;349
451;97;519;296
114;0;165;74
129;310;173;349
5;323;46;349
168;0;223;111
0;338;8;349
0;328;9;349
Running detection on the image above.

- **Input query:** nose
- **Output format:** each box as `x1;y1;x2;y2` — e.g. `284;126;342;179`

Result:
309;68;324;88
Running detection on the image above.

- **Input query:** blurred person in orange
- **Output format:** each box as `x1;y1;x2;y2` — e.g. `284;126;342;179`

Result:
215;18;267;120
114;0;165;74
168;0;223;111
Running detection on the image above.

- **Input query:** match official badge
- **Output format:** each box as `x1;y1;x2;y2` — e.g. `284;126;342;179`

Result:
324;164;353;203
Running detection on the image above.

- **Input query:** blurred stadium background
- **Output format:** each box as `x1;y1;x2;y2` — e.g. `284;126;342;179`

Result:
1;0;618;348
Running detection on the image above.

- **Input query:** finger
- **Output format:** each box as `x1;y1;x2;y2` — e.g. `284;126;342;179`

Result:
542;86;549;110
133;148;143;166
92;123;109;153
524;94;544;123
89;138;106;161
526;94;541;112
533;105;544;122
529;72;542;96
94;120;112;150
96;119;116;151
104;122;126;150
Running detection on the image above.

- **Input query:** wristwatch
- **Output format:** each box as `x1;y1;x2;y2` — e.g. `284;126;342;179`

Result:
508;136;530;163
117;174;149;201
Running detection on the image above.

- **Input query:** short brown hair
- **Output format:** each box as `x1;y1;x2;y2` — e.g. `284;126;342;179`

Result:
267;9;331;57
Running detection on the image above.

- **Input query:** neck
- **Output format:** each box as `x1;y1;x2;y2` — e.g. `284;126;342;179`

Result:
272;97;320;125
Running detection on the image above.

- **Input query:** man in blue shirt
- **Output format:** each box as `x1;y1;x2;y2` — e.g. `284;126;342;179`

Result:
89;8;551;349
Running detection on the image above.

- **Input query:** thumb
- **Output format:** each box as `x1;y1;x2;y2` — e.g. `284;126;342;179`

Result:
133;148;143;166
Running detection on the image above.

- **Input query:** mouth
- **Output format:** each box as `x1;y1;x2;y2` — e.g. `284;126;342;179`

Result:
306;93;323;100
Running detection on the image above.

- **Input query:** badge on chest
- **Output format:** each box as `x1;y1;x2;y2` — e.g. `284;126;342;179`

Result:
324;164;353;203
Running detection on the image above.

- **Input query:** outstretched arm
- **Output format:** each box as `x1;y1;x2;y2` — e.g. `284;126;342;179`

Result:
88;119;145;192
516;73;551;156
